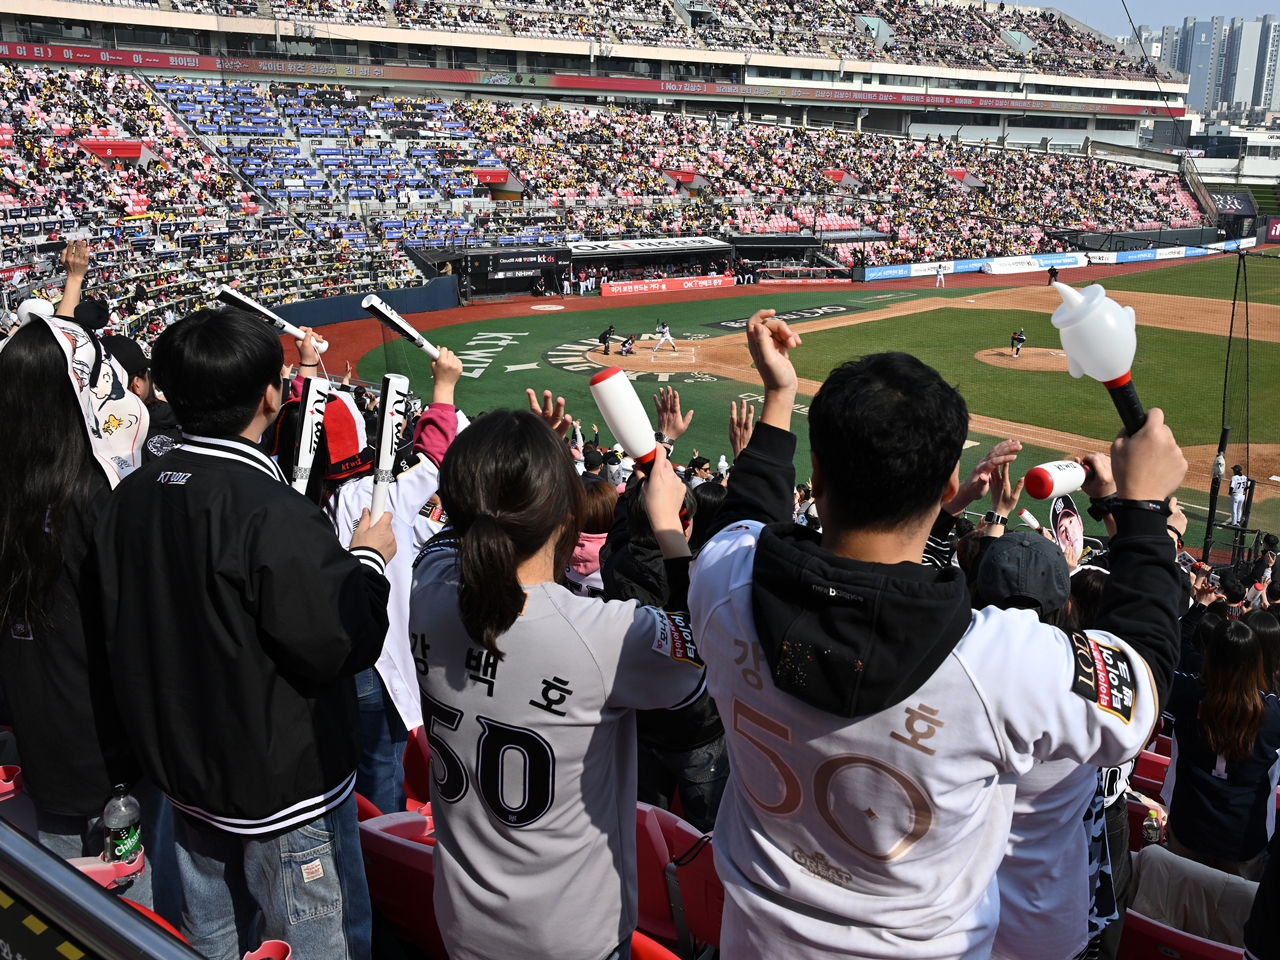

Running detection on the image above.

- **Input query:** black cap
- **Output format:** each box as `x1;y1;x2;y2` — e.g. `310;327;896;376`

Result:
583;448;604;469
73;298;111;331
977;531;1071;614
100;335;149;382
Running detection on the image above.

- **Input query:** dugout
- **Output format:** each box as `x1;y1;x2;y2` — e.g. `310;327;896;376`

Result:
729;233;853;279
462;245;572;298
567;236;736;284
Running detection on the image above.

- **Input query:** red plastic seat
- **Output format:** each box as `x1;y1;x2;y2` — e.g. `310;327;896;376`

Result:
631;930;681;960
403;725;432;805
653;808;723;950
355;792;382;822
1117;909;1244;959
1125;799;1167;853
124;900;187;944
1153;735;1173;758
243;942;291;960
635;802;677;944
1132;750;1170;798
358;811;446;960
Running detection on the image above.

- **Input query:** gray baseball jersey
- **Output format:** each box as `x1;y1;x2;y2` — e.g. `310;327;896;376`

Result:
410;544;706;960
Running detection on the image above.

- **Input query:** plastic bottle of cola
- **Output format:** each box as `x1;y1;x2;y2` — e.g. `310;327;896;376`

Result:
1141;809;1161;848
102;784;142;864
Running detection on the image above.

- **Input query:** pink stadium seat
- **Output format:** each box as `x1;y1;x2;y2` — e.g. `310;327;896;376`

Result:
1117;910;1244;960
243;942;291;960
403;725;432;805
1154;735;1172;757
358;810;447;959
635;803;678;944
653;808;723;950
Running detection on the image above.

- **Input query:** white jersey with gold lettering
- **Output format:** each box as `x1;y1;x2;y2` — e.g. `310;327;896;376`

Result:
688;521;1157;960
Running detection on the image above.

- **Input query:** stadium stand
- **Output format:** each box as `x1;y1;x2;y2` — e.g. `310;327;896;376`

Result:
0;58;1205;330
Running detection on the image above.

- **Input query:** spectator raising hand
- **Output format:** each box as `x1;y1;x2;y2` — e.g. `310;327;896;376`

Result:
526;387;572;437
943;438;1022;515
729;400;755;459
654;386;694;441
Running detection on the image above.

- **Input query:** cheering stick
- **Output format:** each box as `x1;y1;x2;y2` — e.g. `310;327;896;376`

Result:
589;367;657;465
371;373;411;521
361;295;439;360
215;285;329;355
291;376;331;494
1023;460;1095;501
1051;283;1145;436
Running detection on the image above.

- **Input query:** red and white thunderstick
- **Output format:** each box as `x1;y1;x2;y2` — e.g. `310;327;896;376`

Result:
371;373;411;521
589;367;656;465
1052;283;1145;435
361;295;440;360
1018;508;1042;530
215;285;329;355
291;376;331;494
1024;460;1095;501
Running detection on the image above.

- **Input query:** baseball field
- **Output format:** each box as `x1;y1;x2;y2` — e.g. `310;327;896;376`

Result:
311;250;1280;548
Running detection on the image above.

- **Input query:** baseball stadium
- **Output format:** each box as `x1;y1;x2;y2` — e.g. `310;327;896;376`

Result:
2;0;1279;956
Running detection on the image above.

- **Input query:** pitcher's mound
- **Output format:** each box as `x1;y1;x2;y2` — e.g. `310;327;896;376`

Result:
976;347;1071;372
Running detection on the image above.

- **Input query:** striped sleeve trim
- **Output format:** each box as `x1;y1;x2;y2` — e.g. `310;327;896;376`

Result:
166;772;356;836
350;546;387;577
665;672;707;711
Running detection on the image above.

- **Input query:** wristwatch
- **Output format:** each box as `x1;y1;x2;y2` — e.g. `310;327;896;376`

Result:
983;511;1008;526
654;431;674;446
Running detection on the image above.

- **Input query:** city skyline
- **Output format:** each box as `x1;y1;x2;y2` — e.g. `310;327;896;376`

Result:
1060;1;1274;38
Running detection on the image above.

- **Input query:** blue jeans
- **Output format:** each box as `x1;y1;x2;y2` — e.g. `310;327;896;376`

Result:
35;777;180;924
636;736;730;834
355;667;407;815
173;792;371;960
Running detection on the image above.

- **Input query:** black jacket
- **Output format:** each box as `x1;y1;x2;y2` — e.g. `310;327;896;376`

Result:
141;399;183;463
712;421;1184;718
601;520;724;752
93;434;390;833
0;469;139;817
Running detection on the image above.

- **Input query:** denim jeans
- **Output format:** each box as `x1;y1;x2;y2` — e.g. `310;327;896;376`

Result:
354;667;408;815
601;936;632;960
636;735;730;834
35;776;179;922
173;792;371;960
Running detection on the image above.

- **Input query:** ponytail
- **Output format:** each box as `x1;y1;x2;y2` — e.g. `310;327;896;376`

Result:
457;513;526;658
439;410;584;659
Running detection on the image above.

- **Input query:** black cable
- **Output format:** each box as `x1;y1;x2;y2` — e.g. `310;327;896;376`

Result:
1118;0;1191;152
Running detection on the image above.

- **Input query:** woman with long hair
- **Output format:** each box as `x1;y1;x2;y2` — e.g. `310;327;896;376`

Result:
409;405;706;960
1165;619;1280;878
565;478;618;598
0;316;169;914
1243;608;1280;694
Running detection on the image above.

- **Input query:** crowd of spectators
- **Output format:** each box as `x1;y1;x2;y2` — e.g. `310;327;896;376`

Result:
393;0;503;32
1;276;1274;960
0;69;1206;325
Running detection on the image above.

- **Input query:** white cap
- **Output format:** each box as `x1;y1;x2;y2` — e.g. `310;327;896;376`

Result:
16;299;54;325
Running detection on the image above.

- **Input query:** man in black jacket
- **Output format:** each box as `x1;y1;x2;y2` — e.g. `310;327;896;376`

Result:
687;310;1189;959
93;309;395;960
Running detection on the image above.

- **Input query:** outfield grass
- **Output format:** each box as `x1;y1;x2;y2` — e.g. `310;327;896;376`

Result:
1094;253;1280;305
788;305;1280;447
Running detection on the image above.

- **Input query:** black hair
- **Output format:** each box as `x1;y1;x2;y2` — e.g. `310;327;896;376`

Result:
1241;609;1280;694
690;481;727;551
1193;612;1221;656
1206;599;1230;621
626;473;696;550
809;352;968;530
1069;568;1108;631
438;410;584;658
1200;619;1267;761
151;308;283;437
1220;576;1247;605
0;322;99;637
